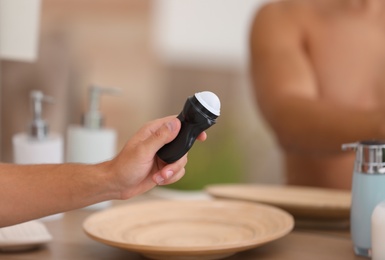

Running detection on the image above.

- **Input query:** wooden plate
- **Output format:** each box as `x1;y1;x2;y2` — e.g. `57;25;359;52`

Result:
83;200;294;260
205;184;351;220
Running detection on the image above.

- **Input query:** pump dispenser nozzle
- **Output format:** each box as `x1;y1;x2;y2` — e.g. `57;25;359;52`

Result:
29;90;54;140
82;86;121;129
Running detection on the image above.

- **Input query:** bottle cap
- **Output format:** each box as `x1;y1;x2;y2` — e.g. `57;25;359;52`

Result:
194;91;221;116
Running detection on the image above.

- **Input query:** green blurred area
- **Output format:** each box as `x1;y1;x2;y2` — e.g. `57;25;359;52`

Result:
167;126;245;190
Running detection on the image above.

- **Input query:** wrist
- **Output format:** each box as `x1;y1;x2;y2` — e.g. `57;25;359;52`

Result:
94;160;122;201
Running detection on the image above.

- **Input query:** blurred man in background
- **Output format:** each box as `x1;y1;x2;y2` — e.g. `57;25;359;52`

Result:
249;0;385;190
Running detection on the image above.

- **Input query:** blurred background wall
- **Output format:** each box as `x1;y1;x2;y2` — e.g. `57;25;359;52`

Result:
0;0;283;189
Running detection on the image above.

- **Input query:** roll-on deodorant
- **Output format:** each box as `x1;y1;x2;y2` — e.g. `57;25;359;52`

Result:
157;91;220;163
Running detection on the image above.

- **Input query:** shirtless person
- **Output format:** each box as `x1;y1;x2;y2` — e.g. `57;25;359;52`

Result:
249;0;385;190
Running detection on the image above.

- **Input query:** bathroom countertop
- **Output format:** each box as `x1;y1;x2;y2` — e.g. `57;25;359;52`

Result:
0;192;365;260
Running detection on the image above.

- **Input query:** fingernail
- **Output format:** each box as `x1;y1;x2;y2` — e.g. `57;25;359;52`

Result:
166;119;176;132
165;170;174;179
155;175;165;185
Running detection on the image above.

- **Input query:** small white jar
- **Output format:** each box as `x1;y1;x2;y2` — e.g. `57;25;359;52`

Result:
372;201;385;259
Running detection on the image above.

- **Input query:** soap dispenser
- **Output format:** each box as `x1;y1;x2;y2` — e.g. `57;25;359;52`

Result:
342;140;385;258
66;85;120;210
13;90;64;164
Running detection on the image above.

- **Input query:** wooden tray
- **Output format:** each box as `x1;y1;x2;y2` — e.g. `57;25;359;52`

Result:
205;184;351;221
83;200;294;260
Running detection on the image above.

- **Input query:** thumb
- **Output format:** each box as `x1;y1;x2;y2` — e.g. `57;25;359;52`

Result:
143;118;181;152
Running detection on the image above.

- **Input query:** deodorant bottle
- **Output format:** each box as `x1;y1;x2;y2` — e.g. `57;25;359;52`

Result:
66;86;120;210
157;91;220;163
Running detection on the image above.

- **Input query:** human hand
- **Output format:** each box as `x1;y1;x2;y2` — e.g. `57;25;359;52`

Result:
103;116;207;200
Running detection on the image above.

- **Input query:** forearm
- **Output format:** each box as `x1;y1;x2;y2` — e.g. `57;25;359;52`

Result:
0;162;118;227
0;116;195;227
262;96;385;154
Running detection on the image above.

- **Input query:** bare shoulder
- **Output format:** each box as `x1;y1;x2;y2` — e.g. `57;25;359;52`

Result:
250;0;306;48
250;0;337;46
252;0;305;24
251;0;333;29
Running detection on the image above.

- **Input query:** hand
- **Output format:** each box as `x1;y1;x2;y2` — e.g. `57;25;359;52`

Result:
104;116;207;199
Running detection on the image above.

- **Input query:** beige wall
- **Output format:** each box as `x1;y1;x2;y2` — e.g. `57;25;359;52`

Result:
0;0;283;186
1;0;161;162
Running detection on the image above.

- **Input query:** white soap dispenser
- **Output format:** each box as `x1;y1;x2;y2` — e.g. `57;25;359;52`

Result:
12;90;64;221
13;90;64;164
66;85;120;210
